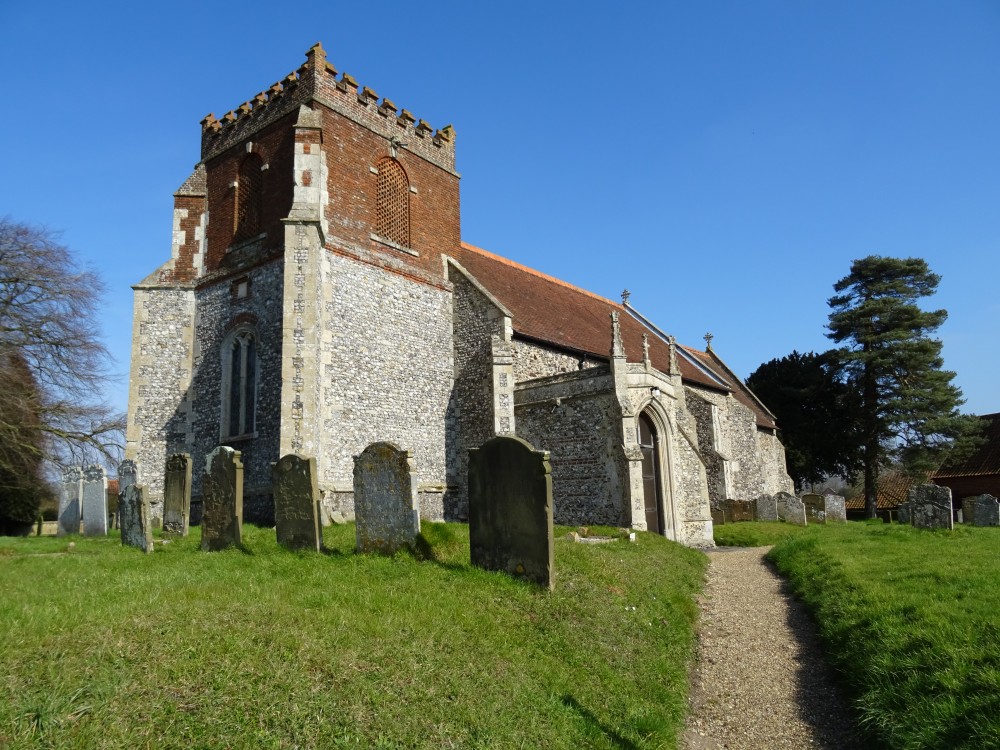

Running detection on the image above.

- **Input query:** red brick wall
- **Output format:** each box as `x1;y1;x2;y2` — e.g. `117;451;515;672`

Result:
167;194;206;283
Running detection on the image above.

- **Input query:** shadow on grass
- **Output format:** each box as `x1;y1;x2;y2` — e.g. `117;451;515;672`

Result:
560;695;640;750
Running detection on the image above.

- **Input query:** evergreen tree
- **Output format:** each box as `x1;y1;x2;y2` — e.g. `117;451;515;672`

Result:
827;256;973;519
746;350;861;490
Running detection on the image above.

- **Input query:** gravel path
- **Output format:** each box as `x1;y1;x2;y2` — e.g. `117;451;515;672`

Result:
681;547;862;750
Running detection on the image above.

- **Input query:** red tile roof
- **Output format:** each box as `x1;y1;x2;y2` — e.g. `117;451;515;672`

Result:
933;413;1000;479
452;242;778;430
844;471;929;510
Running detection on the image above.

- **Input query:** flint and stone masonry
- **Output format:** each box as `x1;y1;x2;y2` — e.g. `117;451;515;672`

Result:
124;43;793;549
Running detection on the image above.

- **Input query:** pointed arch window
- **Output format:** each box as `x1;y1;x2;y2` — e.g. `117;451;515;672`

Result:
221;329;257;438
374;157;410;248
235;153;263;242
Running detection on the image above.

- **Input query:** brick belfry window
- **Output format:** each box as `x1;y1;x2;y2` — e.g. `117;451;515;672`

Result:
222;329;257;438
375;158;410;247
235;154;263;242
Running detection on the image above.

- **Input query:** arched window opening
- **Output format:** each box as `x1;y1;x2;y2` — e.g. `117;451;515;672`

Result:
235;154;263;242
222;330;257;438
375;158;410;247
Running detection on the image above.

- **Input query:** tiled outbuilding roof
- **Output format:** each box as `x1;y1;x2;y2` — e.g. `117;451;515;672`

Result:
844;471;929;511
452;242;778;430
933;413;1000;479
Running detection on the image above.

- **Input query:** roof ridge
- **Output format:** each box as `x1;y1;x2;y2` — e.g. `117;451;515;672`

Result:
460;241;620;308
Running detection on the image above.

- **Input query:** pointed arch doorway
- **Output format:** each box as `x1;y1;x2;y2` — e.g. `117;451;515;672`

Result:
638;412;664;535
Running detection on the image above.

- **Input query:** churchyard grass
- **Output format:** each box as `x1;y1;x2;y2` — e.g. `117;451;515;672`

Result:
767;523;1000;750
0;522;705;749
712;520;812;547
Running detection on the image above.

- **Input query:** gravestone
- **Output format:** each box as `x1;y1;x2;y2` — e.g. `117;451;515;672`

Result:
273;454;321;551
163;453;192;537
897;502;911;525
81;465;108;536
118;459;138;532
353;442;420;554
824;494;847;523
909;484;953;530
120;483;153;553
58;466;83;536
801;493;826;524
968;494;999;527
201;447;244;551
755;494;778;522
784;494;808;527
726;499;755;522
961;496;977;525
710;507;726;526
775;491;795;522
468;435;554;589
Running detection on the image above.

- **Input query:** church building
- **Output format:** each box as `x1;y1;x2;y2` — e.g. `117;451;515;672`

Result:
125;43;792;547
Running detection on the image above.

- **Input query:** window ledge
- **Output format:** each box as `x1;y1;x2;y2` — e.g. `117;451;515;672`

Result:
370;233;418;257
221;431;257;443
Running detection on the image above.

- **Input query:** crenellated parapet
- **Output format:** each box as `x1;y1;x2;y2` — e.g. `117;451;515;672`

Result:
200;42;457;172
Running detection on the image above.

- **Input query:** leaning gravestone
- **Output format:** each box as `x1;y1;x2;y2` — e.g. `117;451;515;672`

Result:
468;435;554;589
802;493;826;524
163;453;192;537
81;465;109;536
353;443;420;554
756;494;778;522
825;494;847;523
784;493;808;527
968;494;999;527
58;466;83;536
120;483;153;554
273;454;321;551
201;447;244;551
909;484;953;530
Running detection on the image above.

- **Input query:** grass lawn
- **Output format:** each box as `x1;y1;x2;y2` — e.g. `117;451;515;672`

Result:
712;520;812;547
764;522;1000;750
0;522;706;749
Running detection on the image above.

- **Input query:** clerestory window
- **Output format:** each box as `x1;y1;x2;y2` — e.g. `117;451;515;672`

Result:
221;329;257;439
234;153;263;242
374;158;410;248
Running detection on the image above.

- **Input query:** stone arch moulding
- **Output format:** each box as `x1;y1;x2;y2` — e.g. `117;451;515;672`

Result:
636;399;682;542
219;324;259;442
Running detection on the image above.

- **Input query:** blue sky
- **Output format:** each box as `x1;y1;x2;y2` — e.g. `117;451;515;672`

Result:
1;1;997;416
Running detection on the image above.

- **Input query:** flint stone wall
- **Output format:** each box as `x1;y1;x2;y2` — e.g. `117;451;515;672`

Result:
353;442;420;554
468;435;554;589
120;484;153;553
909;484;953;530
273;454;321;551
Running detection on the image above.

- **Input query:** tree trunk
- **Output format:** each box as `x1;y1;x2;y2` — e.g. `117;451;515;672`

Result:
863;343;878;519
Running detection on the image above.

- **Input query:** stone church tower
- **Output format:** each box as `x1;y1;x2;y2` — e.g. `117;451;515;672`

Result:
126;43;792;545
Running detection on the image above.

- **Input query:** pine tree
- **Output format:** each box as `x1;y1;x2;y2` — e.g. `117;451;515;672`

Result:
827;256;973;519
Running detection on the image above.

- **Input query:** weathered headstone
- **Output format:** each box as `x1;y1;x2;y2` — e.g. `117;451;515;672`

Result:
710;507;726;526
726;499;755;522
81;465;108;536
57;466;83;536
909;484;953;530
961;496;977;525
119;483;153;553
163;453;192;537
201;447;244;551
784;493;808;527
775;491;795;522
968;494;999;527
118;459;138;532
802;493;826;524
755;494;778;522
468;435;554;589
273;454;321;551
824;494;847;523
353;442;420;554
897;502;911;525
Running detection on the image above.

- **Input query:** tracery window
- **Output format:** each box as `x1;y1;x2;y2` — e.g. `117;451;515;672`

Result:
234;153;263;242
221;329;257;438
375;158;410;247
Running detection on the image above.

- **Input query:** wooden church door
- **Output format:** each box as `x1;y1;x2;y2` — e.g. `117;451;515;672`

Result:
638;413;664;534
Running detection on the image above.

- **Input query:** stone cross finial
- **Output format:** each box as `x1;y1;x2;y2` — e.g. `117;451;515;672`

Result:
621;289;631;305
610;312;625;358
642;333;650;367
704;332;714;350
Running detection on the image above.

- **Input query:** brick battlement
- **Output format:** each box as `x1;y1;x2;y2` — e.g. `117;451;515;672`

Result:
200;43;456;173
